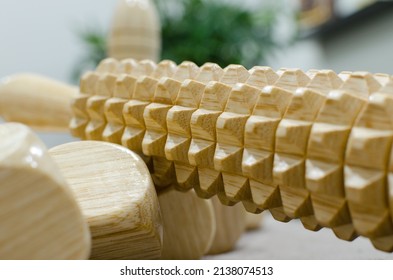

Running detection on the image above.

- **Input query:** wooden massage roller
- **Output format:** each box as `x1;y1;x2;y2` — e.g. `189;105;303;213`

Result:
1;58;393;253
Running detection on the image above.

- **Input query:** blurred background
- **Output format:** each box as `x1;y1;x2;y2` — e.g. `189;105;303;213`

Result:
1;0;393;84
1;0;393;259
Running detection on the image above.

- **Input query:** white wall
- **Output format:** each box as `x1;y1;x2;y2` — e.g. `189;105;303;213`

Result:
269;6;393;75
2;0;392;85
0;0;116;84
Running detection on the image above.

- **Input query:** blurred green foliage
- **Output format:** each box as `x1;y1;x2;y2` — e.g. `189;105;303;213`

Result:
72;0;279;82
71;26;107;83
155;0;278;68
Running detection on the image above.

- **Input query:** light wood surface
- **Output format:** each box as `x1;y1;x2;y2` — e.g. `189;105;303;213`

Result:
207;196;247;255
0;74;77;131
245;212;263;231
0;123;90;259
158;187;215;259
344;80;393;251
3;59;393;253
306;72;370;241
108;0;161;61
49;141;162;260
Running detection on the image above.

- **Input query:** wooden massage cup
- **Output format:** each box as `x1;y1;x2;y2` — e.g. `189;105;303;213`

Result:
1;58;392;253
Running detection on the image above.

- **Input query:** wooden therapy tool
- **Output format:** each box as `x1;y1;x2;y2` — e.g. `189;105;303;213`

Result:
49;141;162;260
0;74;77;131
108;0;161;62
2;58;393;253
0;123;90;259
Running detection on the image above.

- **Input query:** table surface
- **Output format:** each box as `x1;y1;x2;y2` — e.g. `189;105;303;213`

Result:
205;212;393;260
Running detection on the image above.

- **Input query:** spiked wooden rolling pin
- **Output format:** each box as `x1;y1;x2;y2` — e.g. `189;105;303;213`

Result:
1;58;393;252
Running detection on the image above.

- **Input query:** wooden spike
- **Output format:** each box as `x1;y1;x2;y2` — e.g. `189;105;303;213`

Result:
152;60;177;79
196;63;224;83
275;68;310;91
247;66;278;88
220;64;250;86
374;73;391;87
306;69;343;95
340;72;381;98
96;58;119;74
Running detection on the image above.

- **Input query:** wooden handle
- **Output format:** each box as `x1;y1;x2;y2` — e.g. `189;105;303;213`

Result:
0;123;90;259
70;57;393;252
0;74;77;131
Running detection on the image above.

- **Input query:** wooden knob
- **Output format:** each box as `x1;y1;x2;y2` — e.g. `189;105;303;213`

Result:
158;187;215;259
0;123;90;259
0;74;77;131
207;196;247;255
49;141;162;259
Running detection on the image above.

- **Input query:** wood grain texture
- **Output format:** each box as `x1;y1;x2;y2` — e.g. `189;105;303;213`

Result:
306;72;372;241
144;61;199;188
108;0;161;61
3;58;393;252
0;74;77;131
49;141;162;260
0;123;90;259
159;187;215;259
344;80;393;251
85;59;119;140
207;196;246;255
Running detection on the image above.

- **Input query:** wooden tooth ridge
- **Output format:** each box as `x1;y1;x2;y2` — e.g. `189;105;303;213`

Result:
186;64;249;198
166;63;222;191
72;61;393;251
70;71;99;138
142;61;199;188
306;72;381;241
344;79;393;251
274;70;343;231
102;58;140;144
120;60;164;155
